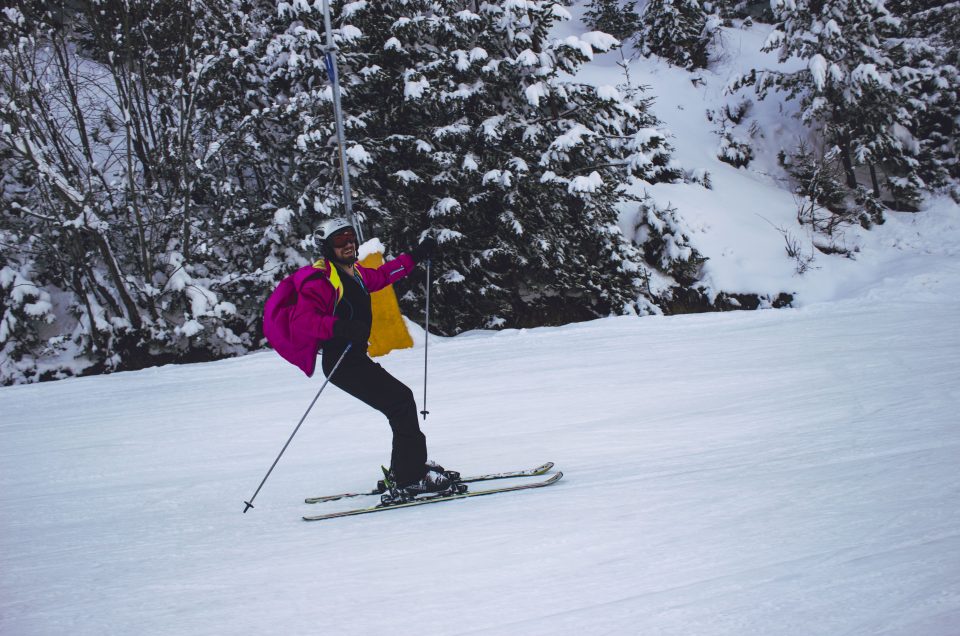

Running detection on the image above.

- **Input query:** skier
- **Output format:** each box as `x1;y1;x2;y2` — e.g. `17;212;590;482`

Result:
263;217;452;498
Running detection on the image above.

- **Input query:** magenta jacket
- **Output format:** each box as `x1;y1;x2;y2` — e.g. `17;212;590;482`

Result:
263;253;416;376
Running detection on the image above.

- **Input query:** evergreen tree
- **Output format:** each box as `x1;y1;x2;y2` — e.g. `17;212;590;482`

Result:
885;0;960;191
266;0;682;333
584;0;642;41
711;0;775;22
637;0;712;70
751;0;924;208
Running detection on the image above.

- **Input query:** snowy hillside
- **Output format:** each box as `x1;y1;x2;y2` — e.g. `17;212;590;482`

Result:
2;205;959;634
570;13;959;309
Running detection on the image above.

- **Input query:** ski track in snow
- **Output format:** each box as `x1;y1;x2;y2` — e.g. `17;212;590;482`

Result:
3;259;960;635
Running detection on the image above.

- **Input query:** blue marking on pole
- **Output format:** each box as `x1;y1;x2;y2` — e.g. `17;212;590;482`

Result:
324;53;336;84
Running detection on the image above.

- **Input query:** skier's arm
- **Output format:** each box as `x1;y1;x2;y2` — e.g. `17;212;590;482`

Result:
360;253;417;293
361;238;436;292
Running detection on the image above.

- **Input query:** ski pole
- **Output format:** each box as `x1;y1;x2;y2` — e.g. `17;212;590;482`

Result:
420;258;431;421
243;343;352;513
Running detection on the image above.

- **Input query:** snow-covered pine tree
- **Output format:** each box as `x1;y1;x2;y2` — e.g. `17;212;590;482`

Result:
711;0;774;22
637;0;712;70
753;0;924;209
584;0;642;41
267;0;682;333
885;0;960;193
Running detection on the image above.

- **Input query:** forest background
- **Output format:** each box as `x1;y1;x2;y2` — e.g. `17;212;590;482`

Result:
1;0;957;385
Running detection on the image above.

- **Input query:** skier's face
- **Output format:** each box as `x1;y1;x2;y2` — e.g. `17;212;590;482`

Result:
329;229;357;249
329;230;358;264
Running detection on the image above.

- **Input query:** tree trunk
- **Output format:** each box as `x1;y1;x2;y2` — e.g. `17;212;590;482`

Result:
90;231;144;331
869;163;881;198
840;138;858;189
73;269;104;355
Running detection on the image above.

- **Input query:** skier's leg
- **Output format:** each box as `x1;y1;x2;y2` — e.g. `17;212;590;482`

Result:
323;354;427;485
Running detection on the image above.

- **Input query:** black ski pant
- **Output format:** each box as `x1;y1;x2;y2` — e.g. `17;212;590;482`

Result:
322;350;427;486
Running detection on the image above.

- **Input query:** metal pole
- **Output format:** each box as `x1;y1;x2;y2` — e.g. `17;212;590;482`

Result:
420;258;431;421
321;0;363;242
243;343;352;513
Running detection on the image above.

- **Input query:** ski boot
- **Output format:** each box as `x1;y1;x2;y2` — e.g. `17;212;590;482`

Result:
374;461;461;495
379;465;466;505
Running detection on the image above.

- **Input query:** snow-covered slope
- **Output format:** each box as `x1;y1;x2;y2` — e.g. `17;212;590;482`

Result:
2;206;959;634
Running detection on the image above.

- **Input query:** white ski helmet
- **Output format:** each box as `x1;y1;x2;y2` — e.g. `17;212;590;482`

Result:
316;217;355;242
316;217;357;261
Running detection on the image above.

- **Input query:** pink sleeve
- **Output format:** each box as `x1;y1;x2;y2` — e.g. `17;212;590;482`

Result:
359;253;416;293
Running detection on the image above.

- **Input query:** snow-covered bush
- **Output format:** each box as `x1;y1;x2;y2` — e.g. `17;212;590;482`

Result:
0;257;56;384
632;194;705;286
724;97;752;125
779;143;883;236
717;125;754;168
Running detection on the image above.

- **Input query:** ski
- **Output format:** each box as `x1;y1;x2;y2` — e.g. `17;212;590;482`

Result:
302;471;563;521
304;461;555;504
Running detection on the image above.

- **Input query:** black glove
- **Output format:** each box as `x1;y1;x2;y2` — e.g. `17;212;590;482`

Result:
410;237;437;264
333;319;368;342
